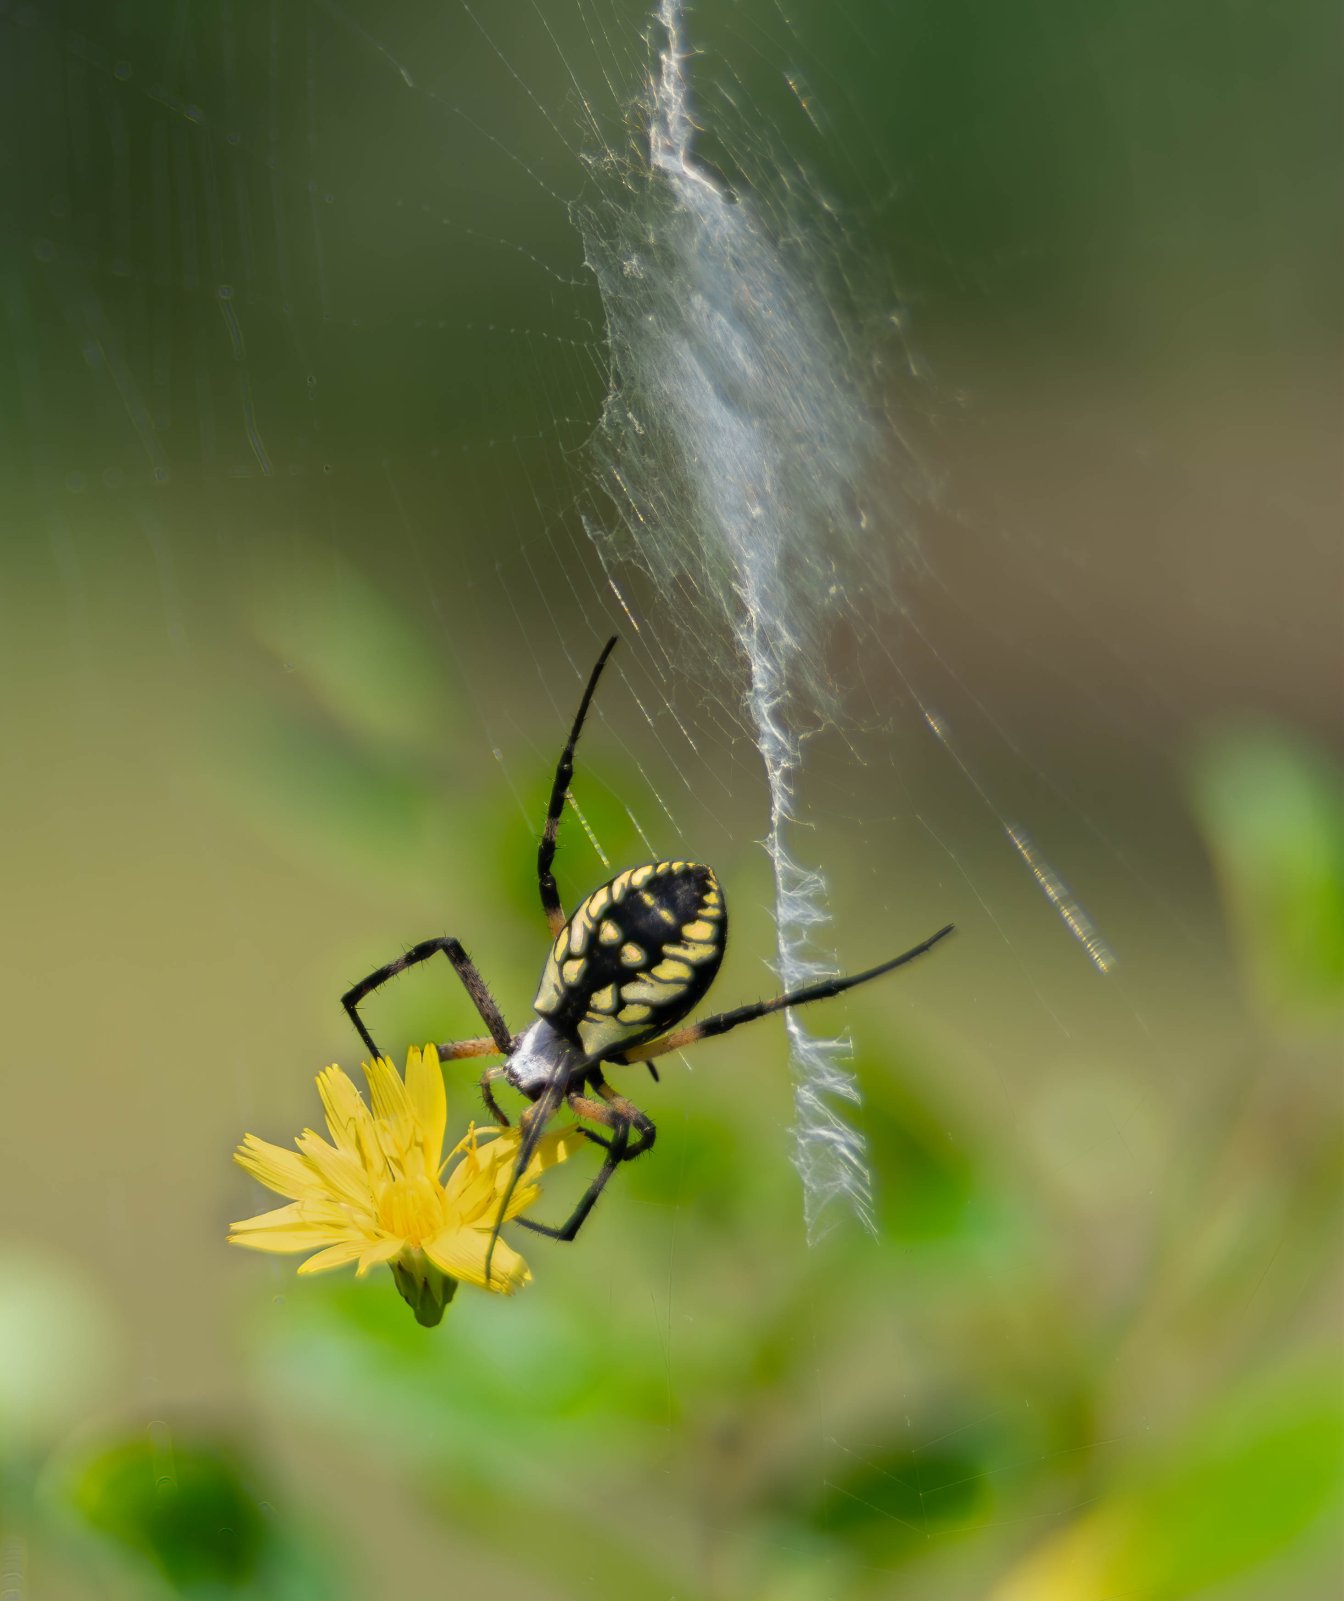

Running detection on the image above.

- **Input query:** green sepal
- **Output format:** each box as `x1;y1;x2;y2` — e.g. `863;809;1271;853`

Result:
390;1255;459;1327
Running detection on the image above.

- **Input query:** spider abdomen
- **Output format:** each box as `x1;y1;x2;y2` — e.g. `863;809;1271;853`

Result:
533;861;726;1056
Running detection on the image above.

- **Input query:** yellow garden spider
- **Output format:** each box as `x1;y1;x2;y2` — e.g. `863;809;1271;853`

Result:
341;637;953;1278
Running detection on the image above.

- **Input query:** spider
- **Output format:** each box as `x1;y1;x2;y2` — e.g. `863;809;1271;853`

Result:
341;637;953;1279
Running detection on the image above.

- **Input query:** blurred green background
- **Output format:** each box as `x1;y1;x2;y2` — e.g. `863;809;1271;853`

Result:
1;1;1339;1597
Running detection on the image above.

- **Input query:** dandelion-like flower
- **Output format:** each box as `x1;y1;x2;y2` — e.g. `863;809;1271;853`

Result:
229;1044;581;1325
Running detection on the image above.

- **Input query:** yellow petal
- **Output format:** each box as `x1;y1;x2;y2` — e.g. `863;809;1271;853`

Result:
355;1237;403;1277
229;1194;362;1237
295;1129;377;1212
443;1125;518;1206
229;1199;308;1232
502;1180;547;1223
452;1167;510;1224
364;1055;414;1161
446;1124;582;1223
296;1239;368;1275
444;1120;507;1162
405;1044;447;1173
442;1143;486;1212
494;1127;587;1222
519;1126;588;1187
315;1065;379;1167
450;1168;539;1230
422;1223;531;1294
237;1197;357;1233
233;1134;318;1200
228;1211;356;1254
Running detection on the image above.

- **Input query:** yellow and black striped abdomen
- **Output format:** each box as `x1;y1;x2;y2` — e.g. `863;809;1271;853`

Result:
533;861;726;1057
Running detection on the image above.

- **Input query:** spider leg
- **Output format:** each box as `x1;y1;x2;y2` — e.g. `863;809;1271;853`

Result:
342;936;512;1062
484;1075;568;1285
512;1119;627;1244
619;922;955;1065
537;635;619;938
436;1037;503;1060
513;1082;655;1243
581;1075;657;1158
479;1065;511;1128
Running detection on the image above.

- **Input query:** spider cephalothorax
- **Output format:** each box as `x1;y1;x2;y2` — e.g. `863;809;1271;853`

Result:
341;637;952;1281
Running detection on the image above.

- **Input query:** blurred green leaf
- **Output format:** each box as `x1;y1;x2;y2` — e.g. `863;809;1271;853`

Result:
993;1362;1344;1600
1191;727;1344;1018
65;1427;343;1601
799;1441;989;1556
859;1045;980;1243
1124;1364;1344;1599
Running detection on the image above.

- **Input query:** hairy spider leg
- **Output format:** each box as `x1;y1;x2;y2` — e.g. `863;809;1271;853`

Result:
477;1064;513;1128
436;1037;505;1061
342;936;513;1062
537;635;619;938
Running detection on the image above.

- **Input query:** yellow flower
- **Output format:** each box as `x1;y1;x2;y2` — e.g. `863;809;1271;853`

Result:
229;1043;581;1325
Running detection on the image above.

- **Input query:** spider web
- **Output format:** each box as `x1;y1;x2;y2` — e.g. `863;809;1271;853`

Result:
6;0;1336;1595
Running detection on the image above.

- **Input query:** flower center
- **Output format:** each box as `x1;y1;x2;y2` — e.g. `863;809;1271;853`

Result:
377;1175;446;1244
